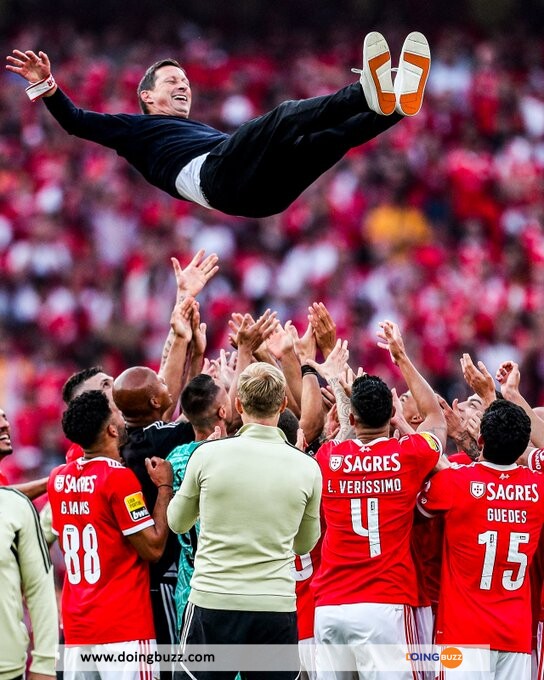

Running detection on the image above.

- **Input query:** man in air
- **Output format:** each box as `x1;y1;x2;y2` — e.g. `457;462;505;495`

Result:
6;32;430;218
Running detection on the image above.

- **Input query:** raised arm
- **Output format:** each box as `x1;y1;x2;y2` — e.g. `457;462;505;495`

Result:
307;339;354;441
496;360;544;448
6;49;132;145
160;251;218;374
6;49;57;96
159;297;193;422
460;354;497;409
377;320;447;450
294;323;325;445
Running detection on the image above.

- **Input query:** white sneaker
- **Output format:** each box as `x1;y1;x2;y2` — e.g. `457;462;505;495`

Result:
352;31;396;116
394;31;431;116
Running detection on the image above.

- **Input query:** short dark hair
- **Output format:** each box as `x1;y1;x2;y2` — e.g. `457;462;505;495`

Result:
62;390;112;449
62;367;103;404
181;375;221;429
480;400;531;465
137;59;184;113
278;408;299;446
350;375;393;429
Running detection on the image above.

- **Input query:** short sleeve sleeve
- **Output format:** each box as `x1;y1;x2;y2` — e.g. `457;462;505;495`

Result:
109;467;155;536
406;432;442;475
417;468;455;517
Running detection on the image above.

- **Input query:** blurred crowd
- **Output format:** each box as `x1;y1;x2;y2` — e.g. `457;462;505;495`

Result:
0;19;543;479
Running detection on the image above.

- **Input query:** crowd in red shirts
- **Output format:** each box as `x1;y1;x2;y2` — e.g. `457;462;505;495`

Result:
0;20;543;478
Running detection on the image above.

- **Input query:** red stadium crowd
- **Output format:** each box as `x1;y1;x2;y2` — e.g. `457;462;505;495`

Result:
0;21;543;482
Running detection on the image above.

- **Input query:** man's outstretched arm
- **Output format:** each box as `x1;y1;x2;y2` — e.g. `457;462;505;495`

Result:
6;49;132;146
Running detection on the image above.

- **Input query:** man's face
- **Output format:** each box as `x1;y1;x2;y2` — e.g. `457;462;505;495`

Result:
215;382;232;423
155;375;173;413
0;409;13;456
77;372;114;400
110;404;128;448
457;394;484;424
143;65;192;118
399;391;420;425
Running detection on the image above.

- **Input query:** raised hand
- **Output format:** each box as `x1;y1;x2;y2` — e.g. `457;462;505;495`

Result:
306;339;349;383
172;249;218;299
190;301;207;356
496;360;521;397
266;322;295;360
289;322;317;364
376;320;406;366
170;297;194;341
308;302;337;358
6;49;52;83
460;353;496;407
230;309;278;355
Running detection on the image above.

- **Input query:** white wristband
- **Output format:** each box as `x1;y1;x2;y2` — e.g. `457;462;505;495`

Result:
25;75;56;102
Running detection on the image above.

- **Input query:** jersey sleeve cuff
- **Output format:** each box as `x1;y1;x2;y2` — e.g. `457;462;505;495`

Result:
122;518;155;536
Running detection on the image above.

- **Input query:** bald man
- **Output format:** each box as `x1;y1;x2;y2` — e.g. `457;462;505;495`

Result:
113;366;194;664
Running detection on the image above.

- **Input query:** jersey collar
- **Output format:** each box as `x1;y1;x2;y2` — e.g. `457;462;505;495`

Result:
479;460;518;471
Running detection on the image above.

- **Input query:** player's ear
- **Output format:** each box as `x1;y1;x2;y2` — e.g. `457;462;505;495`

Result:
349;412;355;426
235;396;244;415
106;421;118;438
279;395;288;414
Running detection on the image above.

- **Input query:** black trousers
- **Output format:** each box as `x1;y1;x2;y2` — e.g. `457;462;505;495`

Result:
174;603;299;680
151;578;178;680
200;83;402;218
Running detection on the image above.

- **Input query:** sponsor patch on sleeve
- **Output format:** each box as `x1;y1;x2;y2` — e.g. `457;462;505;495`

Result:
124;491;150;522
419;432;442;453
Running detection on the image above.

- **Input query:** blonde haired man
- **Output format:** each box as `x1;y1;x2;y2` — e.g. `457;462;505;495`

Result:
168;362;322;680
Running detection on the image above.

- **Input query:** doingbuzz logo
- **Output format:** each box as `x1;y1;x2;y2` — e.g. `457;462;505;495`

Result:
405;647;463;670
440;647;464;669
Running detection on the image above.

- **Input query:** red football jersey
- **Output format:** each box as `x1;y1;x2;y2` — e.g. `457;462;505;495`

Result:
48;456;156;644
65;443;84;464
313;433;441;606
411;452;473;609
293;532;323;640
418;461;544;652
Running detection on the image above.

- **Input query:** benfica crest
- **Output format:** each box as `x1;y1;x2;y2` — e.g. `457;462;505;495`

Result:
54;475;65;492
470;481;486;499
329;455;343;471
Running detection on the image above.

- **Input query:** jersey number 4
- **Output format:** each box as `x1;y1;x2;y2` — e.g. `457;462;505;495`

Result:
62;523;101;585
351;498;381;557
478;530;529;591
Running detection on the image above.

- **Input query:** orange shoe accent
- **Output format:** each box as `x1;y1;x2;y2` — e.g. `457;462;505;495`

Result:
397;52;430;116
368;51;396;115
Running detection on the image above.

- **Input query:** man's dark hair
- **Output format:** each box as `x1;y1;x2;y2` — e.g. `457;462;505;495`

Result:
62;367;103;405
350;374;393;429
181;375;221;430
278;408;299;446
480;400;531;465
137;59;184;114
62;390;112;449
